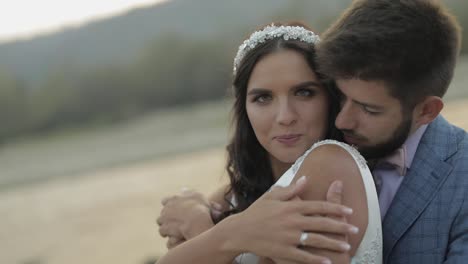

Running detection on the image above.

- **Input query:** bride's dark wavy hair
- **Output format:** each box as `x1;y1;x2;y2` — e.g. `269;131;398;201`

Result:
221;22;342;220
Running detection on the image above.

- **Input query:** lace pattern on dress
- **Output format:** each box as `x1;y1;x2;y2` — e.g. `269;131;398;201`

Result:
291;139;382;264
359;226;383;264
291;139;368;175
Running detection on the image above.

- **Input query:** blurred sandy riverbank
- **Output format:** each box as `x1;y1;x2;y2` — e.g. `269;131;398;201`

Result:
0;148;227;264
0;98;467;264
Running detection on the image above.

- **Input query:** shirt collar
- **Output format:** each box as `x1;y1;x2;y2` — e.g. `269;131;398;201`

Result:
404;124;428;169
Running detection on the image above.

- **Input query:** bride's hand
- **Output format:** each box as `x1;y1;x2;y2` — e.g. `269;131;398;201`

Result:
219;176;356;264
271;181;351;264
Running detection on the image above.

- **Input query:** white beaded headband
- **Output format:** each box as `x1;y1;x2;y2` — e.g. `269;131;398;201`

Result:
233;24;320;74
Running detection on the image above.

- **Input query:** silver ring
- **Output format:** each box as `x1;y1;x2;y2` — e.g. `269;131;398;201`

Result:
299;232;308;246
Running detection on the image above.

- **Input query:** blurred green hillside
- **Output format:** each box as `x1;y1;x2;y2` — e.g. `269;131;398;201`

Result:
0;0;466;143
0;55;467;191
0;0;467;190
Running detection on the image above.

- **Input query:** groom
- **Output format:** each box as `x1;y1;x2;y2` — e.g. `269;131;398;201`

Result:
158;0;467;263
315;0;467;263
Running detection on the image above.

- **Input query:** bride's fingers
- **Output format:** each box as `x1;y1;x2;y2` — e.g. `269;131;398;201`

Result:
297;200;353;216
280;247;332;264
297;232;351;252
298;217;359;235
325;179;349;248
266;176;308;201
326;180;343;205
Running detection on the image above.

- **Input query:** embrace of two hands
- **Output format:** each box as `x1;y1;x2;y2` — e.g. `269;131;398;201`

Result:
157;178;354;264
157;189;222;249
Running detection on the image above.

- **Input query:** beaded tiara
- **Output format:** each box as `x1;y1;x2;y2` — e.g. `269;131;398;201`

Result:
233;24;320;74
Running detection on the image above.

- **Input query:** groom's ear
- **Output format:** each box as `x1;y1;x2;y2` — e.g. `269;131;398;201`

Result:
413;96;444;126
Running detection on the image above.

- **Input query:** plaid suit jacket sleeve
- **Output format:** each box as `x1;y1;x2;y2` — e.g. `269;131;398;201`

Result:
444;131;468;263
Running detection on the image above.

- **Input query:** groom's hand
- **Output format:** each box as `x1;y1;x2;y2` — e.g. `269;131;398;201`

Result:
157;189;217;249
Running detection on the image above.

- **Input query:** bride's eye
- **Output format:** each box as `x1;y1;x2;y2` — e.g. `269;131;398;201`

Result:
295;88;315;97
252;94;272;104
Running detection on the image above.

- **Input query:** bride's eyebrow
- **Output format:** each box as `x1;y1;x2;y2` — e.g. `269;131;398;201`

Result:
247;88;271;96
292;81;322;90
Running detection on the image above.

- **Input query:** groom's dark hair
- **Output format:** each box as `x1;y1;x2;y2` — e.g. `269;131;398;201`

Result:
316;0;461;109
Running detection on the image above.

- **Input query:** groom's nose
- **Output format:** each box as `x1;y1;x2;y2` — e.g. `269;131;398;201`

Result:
335;101;357;131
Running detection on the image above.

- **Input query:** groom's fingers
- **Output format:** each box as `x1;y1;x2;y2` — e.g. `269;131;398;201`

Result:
166;236;185;249
159;222;183;238
210;204;223;223
267;176;308;201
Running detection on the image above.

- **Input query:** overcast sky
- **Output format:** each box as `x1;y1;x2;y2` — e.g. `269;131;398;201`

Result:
0;0;168;43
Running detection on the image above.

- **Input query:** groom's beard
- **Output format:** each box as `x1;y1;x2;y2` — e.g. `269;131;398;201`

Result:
343;117;412;160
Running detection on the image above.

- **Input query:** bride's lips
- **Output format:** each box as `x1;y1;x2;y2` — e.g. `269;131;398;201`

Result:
275;134;302;146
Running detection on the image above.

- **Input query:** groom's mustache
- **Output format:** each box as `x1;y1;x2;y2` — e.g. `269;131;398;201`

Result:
340;129;367;141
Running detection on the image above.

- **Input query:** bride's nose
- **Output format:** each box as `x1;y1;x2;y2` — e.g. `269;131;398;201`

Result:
276;98;297;126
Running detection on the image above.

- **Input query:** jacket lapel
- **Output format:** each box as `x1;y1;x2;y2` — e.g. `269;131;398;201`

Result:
382;116;457;261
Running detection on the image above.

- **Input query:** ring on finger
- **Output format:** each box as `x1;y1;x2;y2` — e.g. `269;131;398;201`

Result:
299;232;308;246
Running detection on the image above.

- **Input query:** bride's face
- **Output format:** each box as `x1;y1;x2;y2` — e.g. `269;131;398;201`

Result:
246;49;329;168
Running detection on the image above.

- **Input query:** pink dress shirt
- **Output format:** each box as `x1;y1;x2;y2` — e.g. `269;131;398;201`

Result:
372;125;428;219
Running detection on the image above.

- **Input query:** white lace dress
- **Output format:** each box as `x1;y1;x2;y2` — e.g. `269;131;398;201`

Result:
235;140;382;264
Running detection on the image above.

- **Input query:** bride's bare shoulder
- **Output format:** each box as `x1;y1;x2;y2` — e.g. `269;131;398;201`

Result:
294;141;369;256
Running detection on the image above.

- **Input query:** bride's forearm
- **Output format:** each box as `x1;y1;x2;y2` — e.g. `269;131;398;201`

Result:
157;217;242;264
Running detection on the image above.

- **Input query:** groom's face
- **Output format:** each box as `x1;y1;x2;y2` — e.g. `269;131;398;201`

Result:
334;78;416;159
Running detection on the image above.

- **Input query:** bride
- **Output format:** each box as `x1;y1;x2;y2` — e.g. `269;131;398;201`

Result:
156;22;382;264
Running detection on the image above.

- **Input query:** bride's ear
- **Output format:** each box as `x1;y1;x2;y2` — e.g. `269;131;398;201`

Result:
412;96;444;126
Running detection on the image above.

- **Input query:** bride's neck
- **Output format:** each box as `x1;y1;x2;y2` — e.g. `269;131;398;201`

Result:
270;156;292;181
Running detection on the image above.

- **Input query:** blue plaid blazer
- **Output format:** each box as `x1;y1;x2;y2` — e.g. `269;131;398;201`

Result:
382;115;468;263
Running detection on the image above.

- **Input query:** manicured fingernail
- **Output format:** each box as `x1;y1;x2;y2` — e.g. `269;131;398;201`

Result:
322;259;332;264
349;226;359;234
340;243;351;251
296;175;306;186
342;207;353;215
